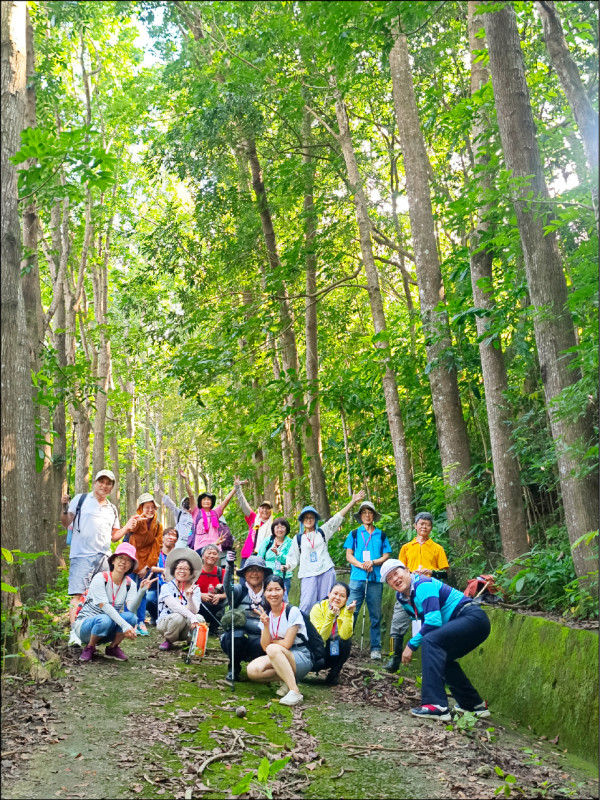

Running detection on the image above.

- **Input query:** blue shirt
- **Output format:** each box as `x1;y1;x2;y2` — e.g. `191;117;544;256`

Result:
343;525;392;581
397;574;471;650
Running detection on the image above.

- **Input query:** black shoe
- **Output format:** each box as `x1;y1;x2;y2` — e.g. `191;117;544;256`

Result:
324;672;340;686
226;668;241;683
383;655;401;672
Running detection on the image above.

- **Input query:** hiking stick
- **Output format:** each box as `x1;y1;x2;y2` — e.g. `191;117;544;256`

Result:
67;421;76;497
474;579;492;599
230;553;236;694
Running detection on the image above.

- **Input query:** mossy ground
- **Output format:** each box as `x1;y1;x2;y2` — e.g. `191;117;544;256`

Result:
3;618;598;800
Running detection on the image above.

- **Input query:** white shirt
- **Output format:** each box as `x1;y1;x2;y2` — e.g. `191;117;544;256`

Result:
68;493;120;559
72;571;142;638
285;513;344;578
258;604;307;647
162;494;194;548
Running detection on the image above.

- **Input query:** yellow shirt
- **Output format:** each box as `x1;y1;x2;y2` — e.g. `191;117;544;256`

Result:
399;537;449;572
309;599;354;642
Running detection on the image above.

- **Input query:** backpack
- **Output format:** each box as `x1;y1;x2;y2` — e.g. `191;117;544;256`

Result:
74;571;132;619
67;493;118;545
350;528;389;558
283;605;326;673
296;529;326;553
188;517;234;551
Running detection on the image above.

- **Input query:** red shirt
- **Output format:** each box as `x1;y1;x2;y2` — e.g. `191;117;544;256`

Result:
196;567;222;593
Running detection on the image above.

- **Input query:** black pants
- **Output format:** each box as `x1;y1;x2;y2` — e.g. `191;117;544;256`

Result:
421;603;491;708
323;637;352;679
200;600;226;633
220;630;264;671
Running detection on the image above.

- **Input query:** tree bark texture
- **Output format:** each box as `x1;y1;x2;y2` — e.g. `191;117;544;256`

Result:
535;0;599;227
272;346;294;516
484;2;599;577
1;0;44;596
389;30;479;542
331;76;415;529
468;2;529;562
302;110;330;518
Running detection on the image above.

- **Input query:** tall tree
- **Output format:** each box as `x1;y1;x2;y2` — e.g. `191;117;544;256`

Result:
535;0;599;228
483;2;599;578
389;26;479;543
467;1;529;562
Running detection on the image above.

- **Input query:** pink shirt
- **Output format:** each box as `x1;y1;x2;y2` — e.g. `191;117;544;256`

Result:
191;504;224;551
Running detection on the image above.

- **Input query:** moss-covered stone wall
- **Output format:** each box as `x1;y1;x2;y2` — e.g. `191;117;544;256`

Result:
461;608;598;764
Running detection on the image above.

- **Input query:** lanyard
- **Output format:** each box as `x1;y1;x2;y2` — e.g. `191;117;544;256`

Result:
173;581;188;605
305;532;317;549
361;527;375;551
270;605;286;640
332;619;338;638
108;576;119;606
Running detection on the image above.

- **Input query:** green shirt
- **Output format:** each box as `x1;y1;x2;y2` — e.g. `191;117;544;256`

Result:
258;535;294;578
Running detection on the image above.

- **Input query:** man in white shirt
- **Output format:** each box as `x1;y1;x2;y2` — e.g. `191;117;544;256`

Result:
61;469;131;623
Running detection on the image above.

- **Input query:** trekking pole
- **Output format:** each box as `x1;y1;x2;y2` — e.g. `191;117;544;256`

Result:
229;550;236;694
359;572;369;652
65;422;77;545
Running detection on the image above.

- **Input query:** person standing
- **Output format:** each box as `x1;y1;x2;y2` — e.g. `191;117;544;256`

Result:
285;490;366;615
146;527;179;625
384;512;450;672
234;478;275;568
180;474;236;554
258;518;294;598
344;500;391;660
380;559;491;721
156;470;194;548
60;470;130;627
125;493;164;636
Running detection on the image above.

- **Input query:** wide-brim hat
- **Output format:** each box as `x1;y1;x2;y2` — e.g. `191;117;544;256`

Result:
136;492;157;511
164;548;203;583
198;492;217;509
108;542;139;574
354;501;381;524
237;555;273;580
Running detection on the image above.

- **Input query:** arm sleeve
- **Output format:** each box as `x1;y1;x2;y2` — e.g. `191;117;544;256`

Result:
399;543;409;564
435;545;450;570
162;494;177;513
310;602;336;642
338;607;355;640
407;584;443;651
187;586;201;615
223;565;243;606
321;513;344;542
235;485;253;517
124;581;147;615
90;575;135;633
162;594;199;623
258;539;268;559
285;538;299;572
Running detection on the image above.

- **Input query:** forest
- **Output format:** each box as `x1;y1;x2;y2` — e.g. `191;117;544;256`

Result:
1;0;599;629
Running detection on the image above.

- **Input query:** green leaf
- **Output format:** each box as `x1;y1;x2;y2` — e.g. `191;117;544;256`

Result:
231;773;253;795
515;576;525;593
1;582;18;593
505;774;516;784
257;757;270;783
268;757;290;777
495;766;505;777
1;547;14;563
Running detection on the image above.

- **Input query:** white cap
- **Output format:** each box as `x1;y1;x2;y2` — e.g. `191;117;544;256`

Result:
94;469;116;483
380;558;406;583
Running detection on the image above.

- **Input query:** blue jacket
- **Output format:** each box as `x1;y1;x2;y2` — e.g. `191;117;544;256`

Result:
397;574;471;651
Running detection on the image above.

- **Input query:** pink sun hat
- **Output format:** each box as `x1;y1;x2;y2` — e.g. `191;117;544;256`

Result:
107;542;139;573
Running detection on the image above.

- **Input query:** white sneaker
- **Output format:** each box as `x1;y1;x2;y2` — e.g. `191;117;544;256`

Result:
279;690;303;706
68;629;82;647
370;649;381;660
276;683;289;697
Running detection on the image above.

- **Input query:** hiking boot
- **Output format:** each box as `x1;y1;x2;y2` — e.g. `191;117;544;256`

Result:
158;640;172;651
136;622;149;636
105;645;128;661
68;629;82;647
226;667;241;683
79;644;96;663
410;705;452;722
454;701;490;718
279;690;303;706
384;635;403;672
370;649;381;660
275;683;289;697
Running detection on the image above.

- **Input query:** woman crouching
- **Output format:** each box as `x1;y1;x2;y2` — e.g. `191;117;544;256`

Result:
247;575;313;706
157;549;205;650
310;582;356;685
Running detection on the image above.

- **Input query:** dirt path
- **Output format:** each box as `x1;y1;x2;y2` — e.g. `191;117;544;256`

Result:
2;629;598;800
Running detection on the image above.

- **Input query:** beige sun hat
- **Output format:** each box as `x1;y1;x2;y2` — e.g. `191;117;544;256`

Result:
164;548;203;583
136;492;157;510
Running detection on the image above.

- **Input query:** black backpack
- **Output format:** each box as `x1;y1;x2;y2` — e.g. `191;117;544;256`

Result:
283;605;326;673
296;529;326;553
350;527;389;557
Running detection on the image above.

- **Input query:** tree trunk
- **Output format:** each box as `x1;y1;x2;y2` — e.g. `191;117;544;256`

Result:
535;0;599;227
340;402;353;497
1;0;44;596
74;413;91;494
389;30;478;543
120;372;137;518
484;2;599;577
243;134;307;506
331;75;414;529
302;110;330;518
467;2;529;562
107;407;120;516
272;346;295;516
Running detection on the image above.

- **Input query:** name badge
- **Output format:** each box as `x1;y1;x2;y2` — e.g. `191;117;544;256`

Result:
275;560;282;570
412;620;422;637
362;550;371;562
310;551;318;563
329;639;340;656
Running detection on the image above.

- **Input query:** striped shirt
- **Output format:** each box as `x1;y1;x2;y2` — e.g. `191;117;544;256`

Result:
397;574;471;651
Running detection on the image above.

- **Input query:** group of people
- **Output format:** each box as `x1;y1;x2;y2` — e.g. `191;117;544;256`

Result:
61;469;491;718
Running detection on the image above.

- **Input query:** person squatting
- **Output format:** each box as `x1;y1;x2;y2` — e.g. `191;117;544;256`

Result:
65;474;491;718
